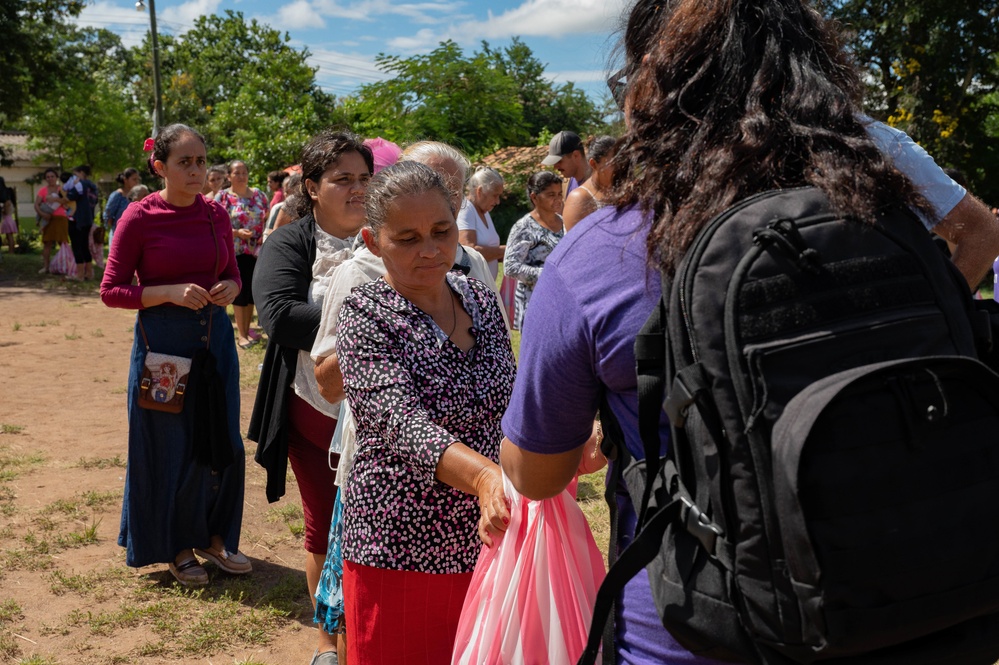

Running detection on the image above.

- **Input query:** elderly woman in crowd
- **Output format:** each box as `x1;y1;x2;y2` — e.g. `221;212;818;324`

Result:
248;130;372;665
333;161;515;664
503;170;565;330
216;159;269;348
457;166;505;281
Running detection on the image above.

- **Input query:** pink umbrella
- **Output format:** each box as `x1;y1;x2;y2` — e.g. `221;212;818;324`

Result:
364;137;403;173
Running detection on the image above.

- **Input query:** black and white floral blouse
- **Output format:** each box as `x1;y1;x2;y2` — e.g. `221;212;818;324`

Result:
336;271;516;574
502;212;564;330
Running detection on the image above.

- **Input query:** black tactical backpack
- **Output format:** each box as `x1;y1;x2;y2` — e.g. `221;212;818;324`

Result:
579;187;999;665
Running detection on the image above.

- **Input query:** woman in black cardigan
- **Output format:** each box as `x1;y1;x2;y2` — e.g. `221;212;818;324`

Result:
249;129;373;665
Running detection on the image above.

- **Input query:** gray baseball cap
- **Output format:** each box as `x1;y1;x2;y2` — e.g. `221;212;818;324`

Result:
541;131;584;166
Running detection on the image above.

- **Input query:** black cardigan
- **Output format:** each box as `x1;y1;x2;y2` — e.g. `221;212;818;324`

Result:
248;214;321;502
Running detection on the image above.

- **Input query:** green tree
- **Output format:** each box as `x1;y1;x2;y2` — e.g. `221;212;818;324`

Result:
22;75;146;176
128;11;338;179
11;23;148;176
484;38;605;138
0;0;87;123
346;40;529;157
824;1;999;201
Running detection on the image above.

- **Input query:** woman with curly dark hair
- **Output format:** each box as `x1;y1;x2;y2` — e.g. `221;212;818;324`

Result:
498;1;999;664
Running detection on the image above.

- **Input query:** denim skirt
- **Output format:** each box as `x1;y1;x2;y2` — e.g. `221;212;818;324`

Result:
118;304;244;567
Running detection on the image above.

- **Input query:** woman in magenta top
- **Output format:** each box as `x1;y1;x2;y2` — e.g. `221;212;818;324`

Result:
101;124;250;588
215;160;269;349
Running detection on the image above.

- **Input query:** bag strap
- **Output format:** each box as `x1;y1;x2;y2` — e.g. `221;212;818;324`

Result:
137;200;221;351
634;296;668;526
596;395;630;665
577;494;684;665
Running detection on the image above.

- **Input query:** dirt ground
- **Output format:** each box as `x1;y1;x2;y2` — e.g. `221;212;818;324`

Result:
0;284;322;665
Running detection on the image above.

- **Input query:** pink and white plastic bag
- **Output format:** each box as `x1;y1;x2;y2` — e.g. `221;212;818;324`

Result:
452;472;606;665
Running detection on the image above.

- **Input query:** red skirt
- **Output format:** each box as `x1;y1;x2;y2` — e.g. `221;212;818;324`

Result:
343;560;474;665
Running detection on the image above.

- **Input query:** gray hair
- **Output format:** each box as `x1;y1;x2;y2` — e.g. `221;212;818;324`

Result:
127;184;150;201
365;161;454;237
400;141;471;198
467;165;504;196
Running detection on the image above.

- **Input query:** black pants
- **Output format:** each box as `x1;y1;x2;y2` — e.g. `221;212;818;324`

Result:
68;223;92;264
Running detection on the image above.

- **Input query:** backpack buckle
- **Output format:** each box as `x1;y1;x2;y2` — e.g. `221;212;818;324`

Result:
665;363;709;427
681;496;723;554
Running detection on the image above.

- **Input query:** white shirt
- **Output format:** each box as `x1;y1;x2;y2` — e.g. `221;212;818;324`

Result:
456;199;501;280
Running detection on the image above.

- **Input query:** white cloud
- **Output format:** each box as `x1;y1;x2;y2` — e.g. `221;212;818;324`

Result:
547;69;608;84
277;0;324;29
474;0;627;38
305;47;388;96
71;1;153;47
384;0;628;52
388;28;438;51
269;0;468;32
160;0;224;27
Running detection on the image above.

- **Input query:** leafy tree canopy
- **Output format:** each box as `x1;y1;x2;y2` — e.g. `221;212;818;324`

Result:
0;0;87;122
345;39;606;159
824;1;999;201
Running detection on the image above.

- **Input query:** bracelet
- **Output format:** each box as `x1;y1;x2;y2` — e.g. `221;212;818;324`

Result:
592;420;604;459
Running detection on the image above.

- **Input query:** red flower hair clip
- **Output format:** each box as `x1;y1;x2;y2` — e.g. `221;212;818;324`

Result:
143;138;155;152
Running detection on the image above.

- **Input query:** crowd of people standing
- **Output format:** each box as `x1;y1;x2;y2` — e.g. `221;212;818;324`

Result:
74;1;999;664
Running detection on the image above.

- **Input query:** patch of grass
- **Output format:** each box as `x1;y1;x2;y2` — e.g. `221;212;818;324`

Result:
0;633;19;662
76;456;125;470
266;504;305;538
26;320;59;328
3;533;54;572
81;489;120;509
1;424;24;435
64;326;81;340
178;592;284;654
0;485;16;516
48;498;83;516
136;641;170;657
11;322;21;331
49;566;131;601
255;571;311;619
0;599;23;624
17;656;59;665
90;328;104;338
577;471;610;562
110;386;127;395
56;518;102;548
0;447;45;481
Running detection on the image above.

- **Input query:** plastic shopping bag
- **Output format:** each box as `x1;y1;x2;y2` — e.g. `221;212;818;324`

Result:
49;243;76;276
452;472;606;665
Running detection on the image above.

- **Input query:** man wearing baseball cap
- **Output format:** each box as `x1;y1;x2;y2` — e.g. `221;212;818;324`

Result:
541;130;592;195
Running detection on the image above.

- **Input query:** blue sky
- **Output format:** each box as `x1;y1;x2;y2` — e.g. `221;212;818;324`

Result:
74;0;629;103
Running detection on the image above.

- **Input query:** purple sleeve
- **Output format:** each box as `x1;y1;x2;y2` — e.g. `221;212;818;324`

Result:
100;203;145;309
501;264;600;454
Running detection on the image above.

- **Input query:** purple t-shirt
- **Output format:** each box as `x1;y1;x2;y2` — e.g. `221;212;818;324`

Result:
502;205;724;665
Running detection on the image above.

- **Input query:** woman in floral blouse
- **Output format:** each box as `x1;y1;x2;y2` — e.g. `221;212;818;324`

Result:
335;161;516;664
503;170;565;330
216;160;269;349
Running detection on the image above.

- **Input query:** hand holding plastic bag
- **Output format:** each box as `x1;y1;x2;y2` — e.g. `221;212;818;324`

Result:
452;472;606;665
